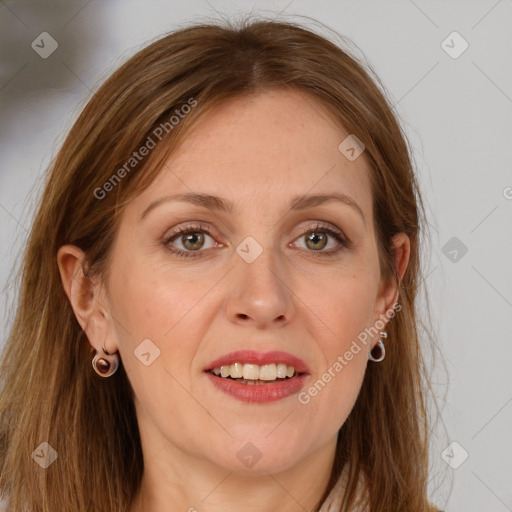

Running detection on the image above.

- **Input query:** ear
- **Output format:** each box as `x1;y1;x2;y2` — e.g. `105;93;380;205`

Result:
372;232;410;324
57;245;117;354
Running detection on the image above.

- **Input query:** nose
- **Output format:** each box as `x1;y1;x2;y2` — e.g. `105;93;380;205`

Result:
224;245;295;329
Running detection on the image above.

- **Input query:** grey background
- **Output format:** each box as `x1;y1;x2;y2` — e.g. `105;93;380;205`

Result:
1;1;511;511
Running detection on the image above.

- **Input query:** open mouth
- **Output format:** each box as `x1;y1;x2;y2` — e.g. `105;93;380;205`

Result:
207;362;302;385
204;351;310;402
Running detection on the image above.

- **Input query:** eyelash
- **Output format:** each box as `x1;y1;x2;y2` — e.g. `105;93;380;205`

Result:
162;222;350;259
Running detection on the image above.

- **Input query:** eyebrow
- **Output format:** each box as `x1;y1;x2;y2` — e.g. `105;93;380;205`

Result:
140;192;366;225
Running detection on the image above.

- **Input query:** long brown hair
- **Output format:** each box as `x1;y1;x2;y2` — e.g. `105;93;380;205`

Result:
0;16;443;511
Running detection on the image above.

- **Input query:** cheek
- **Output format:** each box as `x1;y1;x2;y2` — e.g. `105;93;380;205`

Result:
298;266;376;417
107;262;216;430
108;231;190;330
106;252;222;378
306;263;378;345
295;339;368;453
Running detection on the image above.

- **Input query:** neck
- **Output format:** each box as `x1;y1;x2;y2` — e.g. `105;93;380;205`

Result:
129;437;338;512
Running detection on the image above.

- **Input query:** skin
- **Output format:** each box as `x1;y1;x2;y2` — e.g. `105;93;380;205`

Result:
58;88;409;512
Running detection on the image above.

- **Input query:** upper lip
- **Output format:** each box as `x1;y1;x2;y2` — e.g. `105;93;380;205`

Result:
205;350;310;374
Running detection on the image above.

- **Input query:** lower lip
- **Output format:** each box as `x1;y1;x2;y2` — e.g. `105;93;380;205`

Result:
205;372;308;403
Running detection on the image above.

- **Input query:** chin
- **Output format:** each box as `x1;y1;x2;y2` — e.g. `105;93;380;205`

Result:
206;435;309;475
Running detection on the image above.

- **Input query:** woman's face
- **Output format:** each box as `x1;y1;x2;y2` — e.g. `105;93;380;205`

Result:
92;89;406;475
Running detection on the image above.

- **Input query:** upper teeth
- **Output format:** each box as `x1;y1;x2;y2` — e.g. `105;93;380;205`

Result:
211;363;296;380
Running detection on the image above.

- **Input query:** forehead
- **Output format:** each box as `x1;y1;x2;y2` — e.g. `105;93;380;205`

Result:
130;89;373;219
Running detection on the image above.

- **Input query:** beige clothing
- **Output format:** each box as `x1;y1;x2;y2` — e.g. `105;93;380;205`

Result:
319;464;367;512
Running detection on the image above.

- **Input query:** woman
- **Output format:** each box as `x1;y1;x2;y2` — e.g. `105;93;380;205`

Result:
0;17;442;512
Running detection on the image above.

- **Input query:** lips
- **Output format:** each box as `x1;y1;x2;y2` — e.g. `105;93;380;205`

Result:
204;350;310;403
